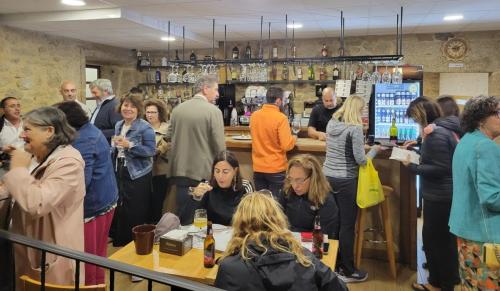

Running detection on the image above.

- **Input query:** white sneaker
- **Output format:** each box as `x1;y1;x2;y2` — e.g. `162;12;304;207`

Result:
131;275;143;282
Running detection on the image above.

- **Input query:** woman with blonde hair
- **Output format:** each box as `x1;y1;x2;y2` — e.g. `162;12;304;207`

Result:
215;191;347;291
280;154;339;238
323;95;379;282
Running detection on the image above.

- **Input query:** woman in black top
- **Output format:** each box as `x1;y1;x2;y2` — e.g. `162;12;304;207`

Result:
279;154;339;239
190;150;253;225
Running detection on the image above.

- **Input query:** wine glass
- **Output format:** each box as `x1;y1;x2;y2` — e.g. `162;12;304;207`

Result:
291;119;301;135
370;64;381;84
193;209;208;229
381;66;391;84
167;64;177;83
392;65;403;84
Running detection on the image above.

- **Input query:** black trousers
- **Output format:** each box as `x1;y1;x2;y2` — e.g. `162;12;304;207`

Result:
327;176;358;275
253;171;285;201
422;199;460;291
173;177;201;225
110;161;152;247
151;175;169;224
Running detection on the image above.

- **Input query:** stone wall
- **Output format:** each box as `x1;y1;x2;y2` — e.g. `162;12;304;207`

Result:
0;25;137;112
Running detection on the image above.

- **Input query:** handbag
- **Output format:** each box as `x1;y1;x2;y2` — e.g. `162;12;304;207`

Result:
356;158;385;208
479;206;500;269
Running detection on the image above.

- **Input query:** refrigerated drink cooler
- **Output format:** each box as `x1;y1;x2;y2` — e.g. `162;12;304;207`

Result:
369;81;422;142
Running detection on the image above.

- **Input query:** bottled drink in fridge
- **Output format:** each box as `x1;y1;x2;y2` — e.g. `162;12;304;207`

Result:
312;214;323;259
389;114;398;143
204;221;215;268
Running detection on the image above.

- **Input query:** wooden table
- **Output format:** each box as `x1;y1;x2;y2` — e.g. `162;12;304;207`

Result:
109;240;338;285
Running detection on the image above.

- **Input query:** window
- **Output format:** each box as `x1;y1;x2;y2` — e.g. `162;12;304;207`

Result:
85;65;100;112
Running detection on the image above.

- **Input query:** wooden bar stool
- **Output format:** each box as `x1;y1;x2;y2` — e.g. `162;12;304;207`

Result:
355;185;397;278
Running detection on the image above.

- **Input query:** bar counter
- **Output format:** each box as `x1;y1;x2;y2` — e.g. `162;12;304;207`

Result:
225;133;417;270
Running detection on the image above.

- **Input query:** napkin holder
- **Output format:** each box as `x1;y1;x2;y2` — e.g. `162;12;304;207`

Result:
159;230;192;256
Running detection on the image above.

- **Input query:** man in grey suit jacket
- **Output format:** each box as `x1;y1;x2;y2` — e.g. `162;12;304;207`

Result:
167;75;226;224
89;79;122;143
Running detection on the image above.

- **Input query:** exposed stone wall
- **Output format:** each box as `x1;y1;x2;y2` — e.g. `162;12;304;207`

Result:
0;25;137;112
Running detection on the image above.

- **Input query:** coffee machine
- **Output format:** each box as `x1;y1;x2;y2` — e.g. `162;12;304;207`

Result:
217;84;236;126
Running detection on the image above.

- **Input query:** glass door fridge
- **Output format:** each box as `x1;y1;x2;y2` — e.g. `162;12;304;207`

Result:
369;81;422;142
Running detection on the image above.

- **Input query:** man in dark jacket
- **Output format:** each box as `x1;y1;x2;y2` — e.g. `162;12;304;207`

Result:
89;79;122;143
215;242;347;291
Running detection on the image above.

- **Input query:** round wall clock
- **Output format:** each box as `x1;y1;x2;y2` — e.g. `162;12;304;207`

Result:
442;38;468;61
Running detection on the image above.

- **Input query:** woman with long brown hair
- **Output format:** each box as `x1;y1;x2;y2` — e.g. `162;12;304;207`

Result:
280;154;339;238
215;191;347;291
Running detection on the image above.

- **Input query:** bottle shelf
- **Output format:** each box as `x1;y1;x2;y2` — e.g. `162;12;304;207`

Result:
138;83;193;86
226;80;337;85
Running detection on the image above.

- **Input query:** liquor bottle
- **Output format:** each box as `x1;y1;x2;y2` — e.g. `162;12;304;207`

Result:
155;68;161;84
389;114;398;143
136;50;143;67
332;64;340;80
319;64;327;81
230;65;238;81
282;63;289;80
145;53;152;66
175;50;180;61
189;50;197;62
232;45;239;59
204;221;215;268
271;64;278;81
321;44;328;57
307;63;315;80
291;42;297;58
296;66;303;80
312;214;323;259
245;42;252;59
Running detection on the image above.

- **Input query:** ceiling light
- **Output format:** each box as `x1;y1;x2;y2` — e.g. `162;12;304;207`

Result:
443;14;463;21
287;23;303;29
161;36;176;41
61;0;86;6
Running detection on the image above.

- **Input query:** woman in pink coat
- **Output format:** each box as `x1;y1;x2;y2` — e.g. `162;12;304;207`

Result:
0;107;85;288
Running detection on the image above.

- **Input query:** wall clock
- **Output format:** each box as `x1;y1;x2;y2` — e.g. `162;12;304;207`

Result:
442;38;468;61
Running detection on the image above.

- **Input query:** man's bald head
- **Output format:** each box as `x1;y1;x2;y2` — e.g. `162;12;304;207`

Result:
60;81;77;101
322;87;336;109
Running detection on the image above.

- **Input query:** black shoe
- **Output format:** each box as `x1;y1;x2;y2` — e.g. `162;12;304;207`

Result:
338;269;368;283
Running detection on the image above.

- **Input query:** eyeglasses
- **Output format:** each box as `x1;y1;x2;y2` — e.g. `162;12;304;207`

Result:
285;176;310;185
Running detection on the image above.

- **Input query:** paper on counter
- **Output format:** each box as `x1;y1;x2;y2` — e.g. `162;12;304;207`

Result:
390;147;420;165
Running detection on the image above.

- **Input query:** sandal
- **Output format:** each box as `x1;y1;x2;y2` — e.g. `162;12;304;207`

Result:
412;282;431;291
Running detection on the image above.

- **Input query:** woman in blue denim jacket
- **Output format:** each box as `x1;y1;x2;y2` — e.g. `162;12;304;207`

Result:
110;93;156;247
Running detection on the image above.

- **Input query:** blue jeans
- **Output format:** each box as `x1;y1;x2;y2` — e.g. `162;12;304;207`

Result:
253;171;285;201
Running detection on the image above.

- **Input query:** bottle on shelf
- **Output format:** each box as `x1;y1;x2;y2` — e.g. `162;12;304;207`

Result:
321;44;328;57
307;63;315;80
271;64;278;81
145;53;152;66
245;42;252;59
161;56;168;67
189;50;197;62
291;43;297;58
282;63;289;81
232;45;239;59
312;214;323;259
319;64;327;81
230;65;238;81
155;68;161;84
296;66;303;80
175;49;180;61
272;47;278;59
389;114;398;143
332;64;340;80
230;102;238;126
204;221;215;268
136;50;143;67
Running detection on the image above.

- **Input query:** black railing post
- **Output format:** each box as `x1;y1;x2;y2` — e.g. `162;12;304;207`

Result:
110;269;115;291
148;279;153;291
41;250;46;291
74;259;80;290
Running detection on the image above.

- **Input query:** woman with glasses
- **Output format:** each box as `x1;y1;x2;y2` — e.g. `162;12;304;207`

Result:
144;99;170;223
279;154;339;238
215;191;347;291
449;96;500;290
323;95;379;282
189;150;253;226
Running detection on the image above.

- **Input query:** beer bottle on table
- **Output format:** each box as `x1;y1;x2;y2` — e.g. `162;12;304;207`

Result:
204;221;215;268
312;214;323;259
389;114;398;143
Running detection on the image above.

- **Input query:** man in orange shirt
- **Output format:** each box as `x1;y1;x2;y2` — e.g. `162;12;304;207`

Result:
250;87;297;199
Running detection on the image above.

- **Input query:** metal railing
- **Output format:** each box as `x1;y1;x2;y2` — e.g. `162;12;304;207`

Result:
0;229;224;291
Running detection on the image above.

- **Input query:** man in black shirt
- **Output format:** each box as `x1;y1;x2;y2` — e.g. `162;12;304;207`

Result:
307;87;337;141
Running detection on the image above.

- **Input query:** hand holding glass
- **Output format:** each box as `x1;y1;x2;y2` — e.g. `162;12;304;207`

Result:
292;120;301;135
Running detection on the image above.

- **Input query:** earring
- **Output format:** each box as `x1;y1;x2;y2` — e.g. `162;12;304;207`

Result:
232;175;237;191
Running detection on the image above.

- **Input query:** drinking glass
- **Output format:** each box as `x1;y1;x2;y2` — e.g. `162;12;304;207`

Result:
193;209;208;229
167;64;177;83
291;120;301;135
392;65;403;84
370;64;381;84
381;66;391;84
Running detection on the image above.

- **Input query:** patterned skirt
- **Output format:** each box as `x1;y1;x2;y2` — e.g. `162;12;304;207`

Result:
457;237;499;290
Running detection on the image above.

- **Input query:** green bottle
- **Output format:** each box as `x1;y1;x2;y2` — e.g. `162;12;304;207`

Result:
308;63;315;80
389;114;398;143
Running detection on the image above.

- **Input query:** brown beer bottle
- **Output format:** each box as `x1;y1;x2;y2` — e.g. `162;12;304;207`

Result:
204;221;215;268
312;214;323;259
